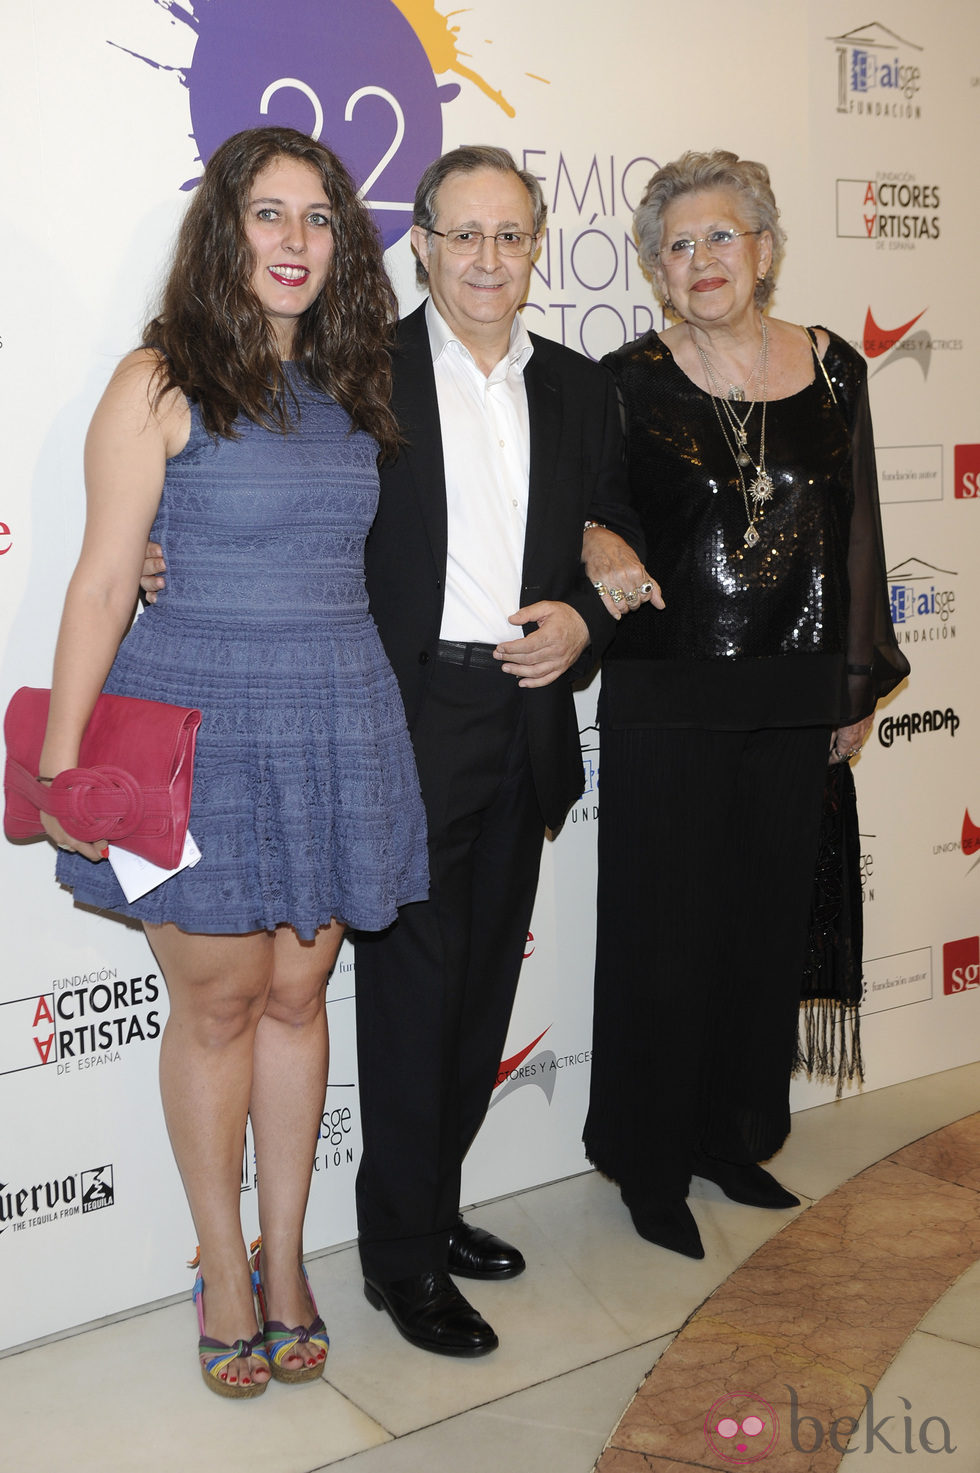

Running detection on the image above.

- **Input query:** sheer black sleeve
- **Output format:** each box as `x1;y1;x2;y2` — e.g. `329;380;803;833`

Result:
823;334;910;722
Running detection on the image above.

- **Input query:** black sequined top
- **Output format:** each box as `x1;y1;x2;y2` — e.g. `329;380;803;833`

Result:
600;328;908;730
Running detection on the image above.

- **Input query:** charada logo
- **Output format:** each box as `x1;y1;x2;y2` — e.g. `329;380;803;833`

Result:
117;0;530;247
827;21;923;119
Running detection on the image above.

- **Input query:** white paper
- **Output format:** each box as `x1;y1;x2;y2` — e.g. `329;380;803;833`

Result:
108;830;202;902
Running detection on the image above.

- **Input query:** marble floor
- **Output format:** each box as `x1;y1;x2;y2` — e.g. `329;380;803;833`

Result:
3;1061;979;1473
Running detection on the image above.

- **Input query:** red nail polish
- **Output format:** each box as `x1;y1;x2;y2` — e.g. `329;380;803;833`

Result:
100;846;109;859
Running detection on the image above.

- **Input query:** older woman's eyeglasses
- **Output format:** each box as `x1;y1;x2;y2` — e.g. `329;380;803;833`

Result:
658;229;760;262
428;229;536;257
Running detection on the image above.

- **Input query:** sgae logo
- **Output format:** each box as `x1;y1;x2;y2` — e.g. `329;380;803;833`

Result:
954;445;980;500
943;937;980;995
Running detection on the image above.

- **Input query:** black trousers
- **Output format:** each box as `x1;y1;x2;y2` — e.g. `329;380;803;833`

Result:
353;653;545;1279
583;724;830;1202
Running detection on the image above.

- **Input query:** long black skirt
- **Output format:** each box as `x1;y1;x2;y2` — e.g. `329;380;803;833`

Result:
583;724;829;1202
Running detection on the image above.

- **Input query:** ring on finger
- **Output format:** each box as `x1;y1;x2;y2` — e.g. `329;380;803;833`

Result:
593;581;609;597
610;588;625;605
625;589;640;605
639;581;655;596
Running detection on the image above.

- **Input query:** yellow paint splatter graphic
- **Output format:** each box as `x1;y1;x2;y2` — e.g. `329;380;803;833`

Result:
392;1;538;117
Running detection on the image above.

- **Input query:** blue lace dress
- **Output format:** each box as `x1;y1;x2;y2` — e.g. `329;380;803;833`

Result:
56;368;428;938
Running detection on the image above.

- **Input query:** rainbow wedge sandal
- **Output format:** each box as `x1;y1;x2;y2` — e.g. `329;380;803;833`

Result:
249;1241;329;1384
192;1272;270;1399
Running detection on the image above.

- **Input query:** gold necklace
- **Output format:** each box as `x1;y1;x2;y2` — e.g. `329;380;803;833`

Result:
699;331;766;402
694;319;773;548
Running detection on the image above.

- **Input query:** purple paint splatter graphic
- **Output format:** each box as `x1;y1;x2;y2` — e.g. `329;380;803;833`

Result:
116;0;460;248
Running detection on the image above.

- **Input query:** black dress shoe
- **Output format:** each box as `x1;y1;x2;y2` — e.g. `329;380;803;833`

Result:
448;1217;526;1280
622;1194;705;1259
363;1271;499;1356
693;1153;800;1209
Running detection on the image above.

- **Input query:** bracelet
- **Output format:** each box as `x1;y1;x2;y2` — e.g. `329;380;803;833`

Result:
583;520;606;531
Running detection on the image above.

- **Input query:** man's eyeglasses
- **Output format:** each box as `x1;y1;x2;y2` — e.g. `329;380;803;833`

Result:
658;229;760;262
428;229;537;258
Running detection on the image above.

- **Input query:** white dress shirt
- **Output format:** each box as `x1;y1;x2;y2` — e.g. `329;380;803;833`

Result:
425;298;533;644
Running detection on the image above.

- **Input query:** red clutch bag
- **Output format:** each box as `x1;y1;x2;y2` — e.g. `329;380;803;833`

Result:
3;687;202;869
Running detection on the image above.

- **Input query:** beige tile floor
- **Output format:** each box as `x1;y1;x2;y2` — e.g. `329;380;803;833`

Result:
3;1060;979;1473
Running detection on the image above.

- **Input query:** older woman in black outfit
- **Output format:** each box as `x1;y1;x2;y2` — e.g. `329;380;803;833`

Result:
582;150;907;1259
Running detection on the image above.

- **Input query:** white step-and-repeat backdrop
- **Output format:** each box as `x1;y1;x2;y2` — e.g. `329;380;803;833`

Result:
2;0;978;1350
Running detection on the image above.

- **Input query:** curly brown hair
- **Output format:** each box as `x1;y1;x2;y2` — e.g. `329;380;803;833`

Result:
144;127;400;456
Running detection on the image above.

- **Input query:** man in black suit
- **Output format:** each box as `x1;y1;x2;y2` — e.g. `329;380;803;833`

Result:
354;146;655;1356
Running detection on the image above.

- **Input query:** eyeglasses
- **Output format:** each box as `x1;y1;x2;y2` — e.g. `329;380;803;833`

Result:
427;228;537;258
658;229;760;262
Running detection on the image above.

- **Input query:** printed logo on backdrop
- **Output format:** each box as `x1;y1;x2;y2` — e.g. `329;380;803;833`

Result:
932;809;980;876
520;148;664;356
118;0;530;248
861;949;932;1016
238;1095;356;1189
943;937;980;996
0;972;161;1078
954;445;980;500
853;314;959;501
860;306;963;385
489;1026;592;1110
963;811;980;875
886;558;957;647
0;517;11;555
118;2;664;358
836;175;940;248
827;22;924;120
0;1164;115;1238
859;833;876;905
877;707;960;749
313;984;358;1178
570;723;600;825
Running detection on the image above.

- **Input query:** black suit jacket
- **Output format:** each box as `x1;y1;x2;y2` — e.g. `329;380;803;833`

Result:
365;303;640;831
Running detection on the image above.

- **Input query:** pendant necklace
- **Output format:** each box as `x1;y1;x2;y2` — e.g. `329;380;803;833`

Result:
694;319;773;548
703;332;766;403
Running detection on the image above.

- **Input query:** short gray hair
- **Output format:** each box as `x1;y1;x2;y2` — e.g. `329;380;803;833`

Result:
634;149;786;310
412;145;547;287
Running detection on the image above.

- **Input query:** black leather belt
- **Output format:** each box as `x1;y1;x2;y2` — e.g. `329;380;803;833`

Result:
435;639;500;672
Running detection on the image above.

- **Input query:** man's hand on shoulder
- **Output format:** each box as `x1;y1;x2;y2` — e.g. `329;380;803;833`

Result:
140;541;166;603
494;602;589;688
